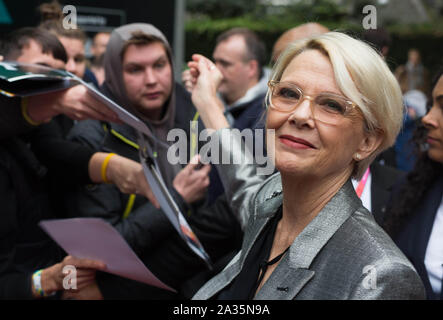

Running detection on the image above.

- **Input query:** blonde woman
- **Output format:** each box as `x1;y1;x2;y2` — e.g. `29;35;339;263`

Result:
188;32;425;299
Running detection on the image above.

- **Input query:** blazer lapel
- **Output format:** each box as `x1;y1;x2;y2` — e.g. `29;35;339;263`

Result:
240;183;284;265
254;259;315;300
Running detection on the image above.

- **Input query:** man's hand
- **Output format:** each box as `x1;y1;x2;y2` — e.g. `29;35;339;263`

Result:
88;152;160;209
187;54;224;112
105;154;160;208
186;54;229;130
182;69;194;93
35;256;106;298
173;155;211;204
27;84;120;123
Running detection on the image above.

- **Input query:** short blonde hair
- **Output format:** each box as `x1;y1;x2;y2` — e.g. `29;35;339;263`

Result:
267;32;404;179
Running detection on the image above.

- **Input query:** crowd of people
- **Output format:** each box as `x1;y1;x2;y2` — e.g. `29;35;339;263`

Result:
0;2;442;300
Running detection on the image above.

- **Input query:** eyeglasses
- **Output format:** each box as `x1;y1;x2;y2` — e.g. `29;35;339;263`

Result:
267;80;359;125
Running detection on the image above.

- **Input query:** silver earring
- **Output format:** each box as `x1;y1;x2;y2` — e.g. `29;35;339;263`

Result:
355;153;361;161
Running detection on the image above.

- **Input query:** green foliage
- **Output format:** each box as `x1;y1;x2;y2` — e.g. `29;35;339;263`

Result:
185;15;443;73
186;0;264;19
184;0;443;72
287;0;349;22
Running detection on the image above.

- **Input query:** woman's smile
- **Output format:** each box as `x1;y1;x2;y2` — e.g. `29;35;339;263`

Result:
279;134;316;150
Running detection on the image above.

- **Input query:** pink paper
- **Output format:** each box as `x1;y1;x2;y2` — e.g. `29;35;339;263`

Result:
39;218;175;292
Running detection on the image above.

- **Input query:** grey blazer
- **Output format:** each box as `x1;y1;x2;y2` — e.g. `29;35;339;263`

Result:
193;130;426;300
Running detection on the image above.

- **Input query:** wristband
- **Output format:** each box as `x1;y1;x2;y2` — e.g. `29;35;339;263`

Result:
101;153;116;183
21;97;42;126
32;269;55;298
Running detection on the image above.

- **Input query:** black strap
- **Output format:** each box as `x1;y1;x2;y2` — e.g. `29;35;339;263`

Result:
254;245;290;295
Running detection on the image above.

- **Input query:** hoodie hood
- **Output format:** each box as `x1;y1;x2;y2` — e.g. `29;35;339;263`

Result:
103;23;176;137
103;23;180;187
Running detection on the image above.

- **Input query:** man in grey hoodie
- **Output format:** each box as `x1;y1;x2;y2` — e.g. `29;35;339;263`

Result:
64;24;242;299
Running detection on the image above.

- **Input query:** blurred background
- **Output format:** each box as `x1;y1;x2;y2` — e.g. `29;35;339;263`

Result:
1;0;442;74
185;0;443;73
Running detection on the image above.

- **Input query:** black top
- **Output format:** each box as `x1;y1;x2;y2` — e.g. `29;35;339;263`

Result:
218;207;287;300
0;140;62;299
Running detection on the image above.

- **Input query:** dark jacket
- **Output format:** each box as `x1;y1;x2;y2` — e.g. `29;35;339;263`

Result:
0;95;35;140
66;83;243;299
0;96;96;298
66;83;197;251
0;138;62;299
370;162;405;225
392;174;443;300
0;92;94;185
28;116;95;218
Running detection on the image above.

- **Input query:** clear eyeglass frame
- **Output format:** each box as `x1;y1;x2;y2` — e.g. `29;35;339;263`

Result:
267;80;359;125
